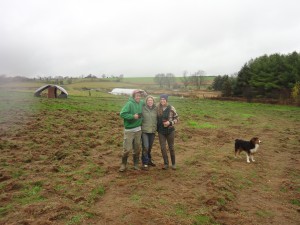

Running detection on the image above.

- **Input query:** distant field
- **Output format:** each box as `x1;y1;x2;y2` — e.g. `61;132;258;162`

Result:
0;76;217;98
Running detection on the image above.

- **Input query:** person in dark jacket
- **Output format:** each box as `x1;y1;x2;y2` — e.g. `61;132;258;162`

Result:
157;94;179;170
119;90;144;172
141;95;157;169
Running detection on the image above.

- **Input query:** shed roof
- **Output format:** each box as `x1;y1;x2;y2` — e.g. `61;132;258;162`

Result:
34;84;68;97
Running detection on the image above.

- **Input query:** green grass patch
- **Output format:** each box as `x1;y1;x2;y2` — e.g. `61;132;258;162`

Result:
290;199;300;206
193;214;214;225
66;214;85;225
255;210;274;218
11;169;25;179
187;120;217;129
158;198;168;205
130;194;141;202
240;113;254;119
174;203;187;217
217;198;226;206
16;184;45;205
88;185;105;203
0;204;13;217
184;157;199;166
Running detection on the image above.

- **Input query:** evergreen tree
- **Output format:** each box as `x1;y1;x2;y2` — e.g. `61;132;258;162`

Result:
233;52;300;99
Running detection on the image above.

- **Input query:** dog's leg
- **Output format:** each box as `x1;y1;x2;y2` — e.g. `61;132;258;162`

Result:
250;154;255;162
235;150;242;159
246;153;250;163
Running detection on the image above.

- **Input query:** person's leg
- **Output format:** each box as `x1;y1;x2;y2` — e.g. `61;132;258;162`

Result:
119;130;134;172
166;131;176;169
158;133;169;169
141;133;150;167
132;130;142;170
148;133;156;166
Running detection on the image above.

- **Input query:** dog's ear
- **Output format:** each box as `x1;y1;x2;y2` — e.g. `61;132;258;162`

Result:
251;137;260;144
250;137;257;144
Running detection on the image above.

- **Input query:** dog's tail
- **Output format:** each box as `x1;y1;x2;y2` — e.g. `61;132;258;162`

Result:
234;139;240;151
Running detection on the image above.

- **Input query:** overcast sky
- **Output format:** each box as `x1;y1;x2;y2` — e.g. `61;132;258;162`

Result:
0;0;299;78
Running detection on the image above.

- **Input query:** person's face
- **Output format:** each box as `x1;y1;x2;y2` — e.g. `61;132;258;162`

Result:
147;98;154;107
134;93;141;103
160;98;167;106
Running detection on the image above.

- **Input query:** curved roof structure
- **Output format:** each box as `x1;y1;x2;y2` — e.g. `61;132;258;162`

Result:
109;88;147;96
34;84;68;97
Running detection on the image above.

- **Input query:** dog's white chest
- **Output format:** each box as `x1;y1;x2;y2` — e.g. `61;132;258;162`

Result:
250;144;259;153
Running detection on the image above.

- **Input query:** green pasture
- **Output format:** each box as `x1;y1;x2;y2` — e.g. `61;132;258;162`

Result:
1;89;299;128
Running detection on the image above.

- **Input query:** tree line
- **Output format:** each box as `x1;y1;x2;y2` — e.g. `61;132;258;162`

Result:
154;70;207;89
212;51;300;103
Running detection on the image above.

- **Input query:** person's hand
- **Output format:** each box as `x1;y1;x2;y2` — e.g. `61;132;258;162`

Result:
163;121;170;127
134;113;139;119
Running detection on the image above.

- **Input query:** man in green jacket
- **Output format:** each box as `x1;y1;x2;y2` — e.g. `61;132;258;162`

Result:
119;90;144;172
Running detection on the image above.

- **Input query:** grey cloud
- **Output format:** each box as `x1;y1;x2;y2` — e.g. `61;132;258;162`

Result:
0;0;300;77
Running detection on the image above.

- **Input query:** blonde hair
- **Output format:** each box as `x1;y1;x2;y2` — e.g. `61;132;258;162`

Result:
145;95;155;103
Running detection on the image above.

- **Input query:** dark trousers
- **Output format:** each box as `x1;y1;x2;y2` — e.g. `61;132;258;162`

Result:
141;133;155;164
158;131;175;166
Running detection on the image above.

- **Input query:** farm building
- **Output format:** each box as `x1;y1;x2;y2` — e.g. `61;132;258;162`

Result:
109;88;147;96
34;84;68;98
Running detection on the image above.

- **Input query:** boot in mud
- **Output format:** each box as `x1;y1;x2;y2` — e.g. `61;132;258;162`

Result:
133;154;140;170
119;156;128;172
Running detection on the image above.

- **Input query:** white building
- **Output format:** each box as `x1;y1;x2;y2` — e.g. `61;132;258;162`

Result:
109;88;147;96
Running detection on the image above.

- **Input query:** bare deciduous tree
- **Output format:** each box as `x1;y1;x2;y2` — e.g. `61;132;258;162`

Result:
191;70;205;89
154;73;165;88
181;70;190;88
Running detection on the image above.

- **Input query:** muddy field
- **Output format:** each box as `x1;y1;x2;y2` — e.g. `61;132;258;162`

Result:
0;91;299;225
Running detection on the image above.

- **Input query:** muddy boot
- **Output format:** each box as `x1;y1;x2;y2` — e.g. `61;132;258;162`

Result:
133;155;140;170
142;164;149;170
148;160;156;167
119;156;128;172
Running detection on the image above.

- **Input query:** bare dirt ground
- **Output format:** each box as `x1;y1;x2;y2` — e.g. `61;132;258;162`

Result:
0;95;299;225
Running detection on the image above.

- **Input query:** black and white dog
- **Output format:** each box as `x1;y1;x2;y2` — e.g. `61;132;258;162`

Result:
234;137;261;163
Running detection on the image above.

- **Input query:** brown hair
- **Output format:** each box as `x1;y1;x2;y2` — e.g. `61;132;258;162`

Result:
157;102;168;116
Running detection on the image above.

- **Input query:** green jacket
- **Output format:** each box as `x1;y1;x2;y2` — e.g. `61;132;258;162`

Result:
120;97;143;129
142;104;157;133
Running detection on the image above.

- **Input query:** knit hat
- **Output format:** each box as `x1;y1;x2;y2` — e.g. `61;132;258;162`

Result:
160;94;168;101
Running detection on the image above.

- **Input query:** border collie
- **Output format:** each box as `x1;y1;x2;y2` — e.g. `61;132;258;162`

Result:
234;137;261;163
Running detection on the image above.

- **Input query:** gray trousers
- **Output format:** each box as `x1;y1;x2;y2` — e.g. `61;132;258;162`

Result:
158;131;175;166
122;130;142;157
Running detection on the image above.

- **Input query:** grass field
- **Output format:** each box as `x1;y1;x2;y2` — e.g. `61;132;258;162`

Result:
0;83;299;225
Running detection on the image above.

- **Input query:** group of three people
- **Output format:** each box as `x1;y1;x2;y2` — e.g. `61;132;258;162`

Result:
119;90;179;172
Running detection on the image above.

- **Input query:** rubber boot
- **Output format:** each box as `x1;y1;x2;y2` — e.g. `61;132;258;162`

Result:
119;156;128;172
133;154;140;170
171;154;176;170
